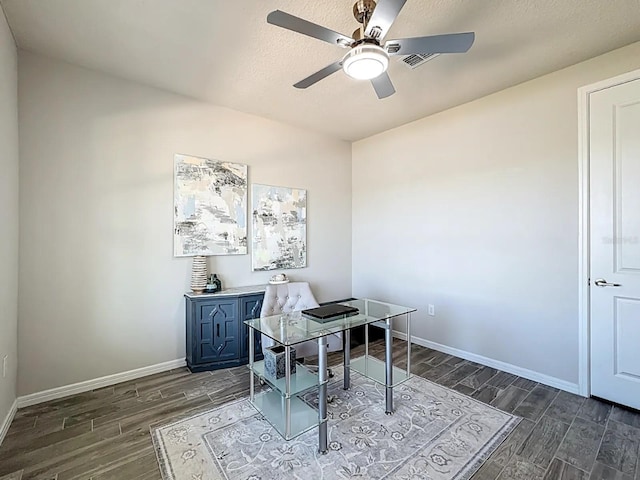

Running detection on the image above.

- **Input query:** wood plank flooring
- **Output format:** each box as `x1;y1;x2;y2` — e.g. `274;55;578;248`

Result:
1;340;639;479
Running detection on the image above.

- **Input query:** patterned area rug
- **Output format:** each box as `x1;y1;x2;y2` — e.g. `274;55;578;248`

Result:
152;370;519;480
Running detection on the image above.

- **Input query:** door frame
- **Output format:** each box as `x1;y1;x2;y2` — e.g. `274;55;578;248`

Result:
577;68;640;397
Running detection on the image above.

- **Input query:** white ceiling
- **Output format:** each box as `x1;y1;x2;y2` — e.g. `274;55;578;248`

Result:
2;0;640;141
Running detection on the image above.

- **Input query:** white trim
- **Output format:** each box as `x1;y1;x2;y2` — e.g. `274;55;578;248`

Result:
0;399;18;447
578;69;640;96
17;358;186;408
577;68;640;398
577;80;591;397
393;331;580;395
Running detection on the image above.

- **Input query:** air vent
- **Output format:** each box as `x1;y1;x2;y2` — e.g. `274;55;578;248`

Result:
398;53;440;70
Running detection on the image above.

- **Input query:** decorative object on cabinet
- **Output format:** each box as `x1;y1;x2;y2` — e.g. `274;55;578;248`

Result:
205;273;222;293
184;286;266;372
174;153;248;256
252;184;307;271
190;255;207;293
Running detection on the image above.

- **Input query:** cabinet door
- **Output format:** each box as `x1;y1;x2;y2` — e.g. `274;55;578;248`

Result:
240;294;264;360
196;300;239;363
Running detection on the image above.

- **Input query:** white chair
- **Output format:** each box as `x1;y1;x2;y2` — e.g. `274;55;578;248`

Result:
260;282;342;373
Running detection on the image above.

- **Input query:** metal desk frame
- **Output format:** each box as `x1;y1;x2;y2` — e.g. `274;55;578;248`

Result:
246;299;415;453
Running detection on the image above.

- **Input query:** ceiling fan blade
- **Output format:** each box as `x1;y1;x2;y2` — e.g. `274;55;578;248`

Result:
267;10;353;47
385;32;475;55
371;72;396;99
294;61;343;89
364;0;408;40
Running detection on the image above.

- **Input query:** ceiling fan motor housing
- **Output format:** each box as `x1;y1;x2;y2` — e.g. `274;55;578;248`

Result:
353;0;377;25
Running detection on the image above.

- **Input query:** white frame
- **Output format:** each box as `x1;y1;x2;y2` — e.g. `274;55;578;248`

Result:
577;68;640;397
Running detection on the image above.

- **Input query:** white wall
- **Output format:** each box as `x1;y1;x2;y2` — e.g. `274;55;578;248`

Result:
352;42;640;388
18;52;352;396
0;6;19;431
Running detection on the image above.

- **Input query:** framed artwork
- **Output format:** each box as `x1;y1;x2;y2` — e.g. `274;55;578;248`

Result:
252;184;307;271
174;154;247;256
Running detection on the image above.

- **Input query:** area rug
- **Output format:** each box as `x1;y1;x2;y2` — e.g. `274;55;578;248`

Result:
152;370;519;480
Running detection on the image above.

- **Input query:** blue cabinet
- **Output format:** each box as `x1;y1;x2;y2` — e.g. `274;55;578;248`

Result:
185;288;265;372
240;294;264;362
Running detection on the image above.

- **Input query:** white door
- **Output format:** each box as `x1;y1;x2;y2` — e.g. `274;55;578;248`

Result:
590;78;640;409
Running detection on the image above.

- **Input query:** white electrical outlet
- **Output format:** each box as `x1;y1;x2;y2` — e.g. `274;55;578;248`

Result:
2;355;7;378
428;304;435;316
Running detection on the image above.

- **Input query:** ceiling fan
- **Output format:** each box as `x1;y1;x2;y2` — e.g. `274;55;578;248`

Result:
267;0;475;99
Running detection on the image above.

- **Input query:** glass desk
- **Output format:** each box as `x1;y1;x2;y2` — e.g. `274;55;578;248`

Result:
244;298;416;453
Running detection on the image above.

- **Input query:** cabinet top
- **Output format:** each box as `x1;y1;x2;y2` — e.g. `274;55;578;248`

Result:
184;284;268;299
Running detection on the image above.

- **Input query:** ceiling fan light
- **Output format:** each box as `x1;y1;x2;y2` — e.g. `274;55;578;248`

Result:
342;44;389;80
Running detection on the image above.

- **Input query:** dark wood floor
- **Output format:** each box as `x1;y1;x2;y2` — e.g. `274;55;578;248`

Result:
1;340;639;480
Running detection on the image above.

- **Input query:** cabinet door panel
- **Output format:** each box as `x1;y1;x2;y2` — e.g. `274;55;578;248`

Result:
240;294;264;360
198;300;238;362
200;322;212;342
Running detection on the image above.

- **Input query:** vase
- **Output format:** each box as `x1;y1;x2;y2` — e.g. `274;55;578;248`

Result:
212;273;222;292
190;256;207;294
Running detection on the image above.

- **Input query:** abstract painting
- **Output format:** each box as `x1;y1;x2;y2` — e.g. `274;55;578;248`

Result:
252;184;307;271
174;154;247;256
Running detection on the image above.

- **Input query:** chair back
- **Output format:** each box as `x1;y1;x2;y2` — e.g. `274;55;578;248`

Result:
260;282;319;317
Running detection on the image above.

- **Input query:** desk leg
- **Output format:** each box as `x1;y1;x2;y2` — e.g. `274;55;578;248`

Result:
285;345;291;439
385;316;393;414
249;326;255;402
318;336;328;454
406;312;412;379
343;329;351;390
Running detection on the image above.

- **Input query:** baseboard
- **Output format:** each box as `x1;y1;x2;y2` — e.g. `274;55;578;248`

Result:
0;399;18;447
17;358;186;408
13;331;581;408
393;331;581;395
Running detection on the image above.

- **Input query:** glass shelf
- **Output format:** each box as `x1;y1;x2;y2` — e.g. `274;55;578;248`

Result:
251;389;320;441
369;320;388;329
350;355;410;387
248;360;320;398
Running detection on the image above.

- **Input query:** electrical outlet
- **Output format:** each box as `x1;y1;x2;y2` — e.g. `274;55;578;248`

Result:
2;355;7;378
428;304;435;316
